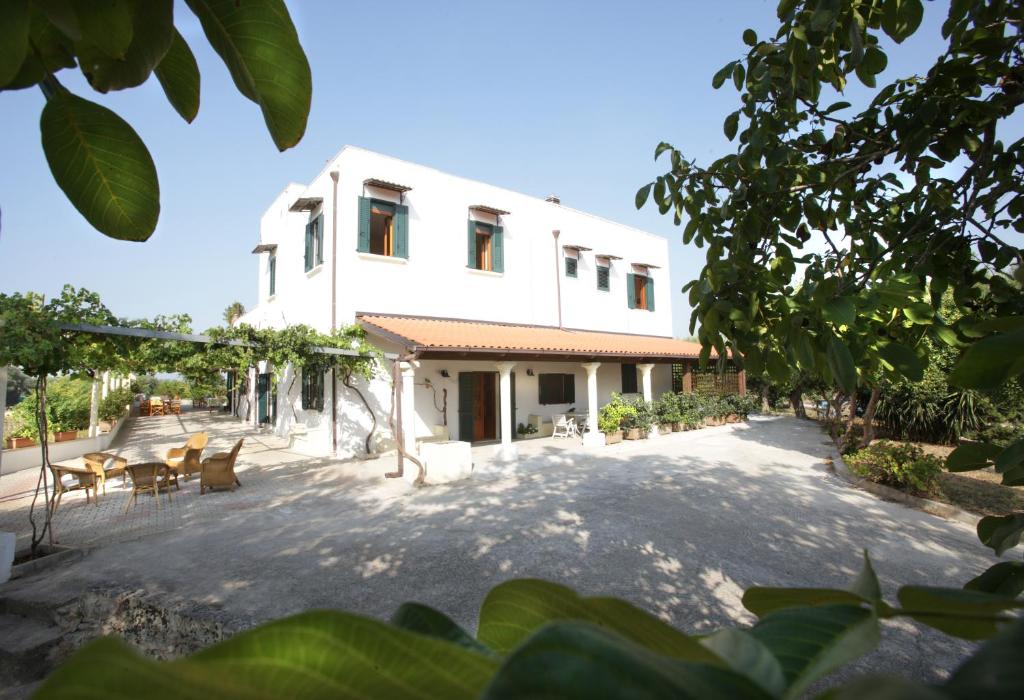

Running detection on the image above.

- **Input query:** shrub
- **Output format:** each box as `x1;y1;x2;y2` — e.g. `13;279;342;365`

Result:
7;393;41;439
845;441;943;495
597;393;637;434
516;422;537;436
99;387;134;422
653;393;682;425
47;376;92;432
153;378;188;398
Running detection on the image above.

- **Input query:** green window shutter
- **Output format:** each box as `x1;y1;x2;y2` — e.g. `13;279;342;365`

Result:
304;221;312;272
597;266;609;291
626;273;636;308
492;225;504;273
394;204;409;258
269;255;276;296
315;213;325;264
357;197;371;253
467;220;477;268
565;374;575;403
565;257;577;278
457;372;476;440
646;276;655;311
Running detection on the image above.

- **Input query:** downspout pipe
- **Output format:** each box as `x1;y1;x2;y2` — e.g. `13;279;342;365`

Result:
330;171;339;456
553;229;563;329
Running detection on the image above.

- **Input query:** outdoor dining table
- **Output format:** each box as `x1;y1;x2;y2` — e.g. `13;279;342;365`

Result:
50;462;101;510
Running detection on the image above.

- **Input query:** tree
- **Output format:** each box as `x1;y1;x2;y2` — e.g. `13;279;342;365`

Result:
223;302;246;327
1;0;311;242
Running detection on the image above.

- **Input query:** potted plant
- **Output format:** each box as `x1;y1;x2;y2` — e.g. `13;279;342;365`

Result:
53;427;79;442
598;394;633;444
5;399;40;448
654;394;679;434
516;422;538;439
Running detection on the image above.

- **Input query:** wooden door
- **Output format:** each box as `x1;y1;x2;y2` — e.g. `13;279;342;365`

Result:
458;371;498;442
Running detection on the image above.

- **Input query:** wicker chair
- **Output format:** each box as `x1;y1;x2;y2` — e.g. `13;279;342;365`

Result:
124;463;173;512
165;432;208;483
50;464;99;512
82;452;128;493
200;439;244;494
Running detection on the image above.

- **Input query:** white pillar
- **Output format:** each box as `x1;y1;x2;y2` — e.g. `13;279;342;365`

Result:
581;362;603;447
101;371;110;400
400;361;419;456
638;363;655;403
88;374;101;437
0;366;8;475
494;362;517;461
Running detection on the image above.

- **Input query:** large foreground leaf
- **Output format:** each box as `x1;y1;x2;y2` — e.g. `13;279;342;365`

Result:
477;578;719;663
35;610;499;699
946;442;1002;472
74;0;174;92
977;513;1024;557
40;89;159;241
896;586;1023;640
155;29;201;123
964;562;1024;598
185;0;311;150
700;628;786;697
944;618;1024;700
948;330;1024;390
391;602;493;655
0;0;30;86
749;604;880;699
483;622;770;700
742;587;867;617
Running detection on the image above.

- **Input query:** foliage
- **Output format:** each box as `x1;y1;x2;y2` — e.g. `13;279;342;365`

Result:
223;302;246;327
129;375;158;396
516;422;538;436
654;392;683;424
45;376;92;432
98;387;133;423
624;396;656;431
152;379;188;398
846;441;943;495
7;391;42;440
1;0;311;241
597;393;637;433
34;554;1024;699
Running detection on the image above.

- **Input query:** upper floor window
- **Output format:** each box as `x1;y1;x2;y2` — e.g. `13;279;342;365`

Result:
565;256;578;278
268;253;276;297
627;273;654;311
301;369;324;411
358;197;408;258
304;214;324;272
539;373;575;404
596;264;610;291
467;221;504;273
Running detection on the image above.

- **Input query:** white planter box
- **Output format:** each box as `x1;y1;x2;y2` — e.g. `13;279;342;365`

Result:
414;440;473;485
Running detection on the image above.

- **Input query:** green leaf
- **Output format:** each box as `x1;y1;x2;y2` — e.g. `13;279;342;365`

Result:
977;513;1024;557
826;674;947;699
902;302;934;324
946;442;1001;472
0;0;30;86
483;622;770;700
477;579;720;663
945;618;1024;699
877;343;924;381
994;437;1024;473
794;332;815;371
732;63;746;91
700;629;786;697
964;562;1024;598
636;183;653;209
185;0;312;151
750;604;880;700
823;297;856;327
742;587;868;617
35;610;500;699
72;0;133;59
848;550;882;603
40;88;160;241
712;61;736;89
742;28;758;46
827;337;857;394
390;602;494;656
724;111;740;141
896;586;1024;640
3;5;76;90
859;46;888;75
948;330;1024;390
74;0;173;92
154;29;200;123
882;0;924;43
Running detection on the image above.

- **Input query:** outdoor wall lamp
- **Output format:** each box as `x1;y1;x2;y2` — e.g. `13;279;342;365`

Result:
439;369;450;378
526;369;535;376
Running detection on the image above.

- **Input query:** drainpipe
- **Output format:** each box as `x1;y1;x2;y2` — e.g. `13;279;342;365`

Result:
330;171;339;456
553;229;563;329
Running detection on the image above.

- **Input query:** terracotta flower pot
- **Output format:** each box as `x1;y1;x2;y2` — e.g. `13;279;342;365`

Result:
6;437;36;449
604;430;623;445
671;422;683;432
658;424;672;435
624;427;642;440
54;431;78;442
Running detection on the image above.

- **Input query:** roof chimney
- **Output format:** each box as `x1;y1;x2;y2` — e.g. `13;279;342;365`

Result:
545;195;560;205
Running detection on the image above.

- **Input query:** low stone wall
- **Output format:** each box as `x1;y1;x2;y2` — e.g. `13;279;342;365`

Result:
0;416;129;476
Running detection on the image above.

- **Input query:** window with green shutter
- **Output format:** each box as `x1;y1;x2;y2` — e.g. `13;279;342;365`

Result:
597;265;609;291
358;197;407;258
268;253;276;296
301;369;324;411
539;373;575;404
303;221;313;272
565;257;578;278
314;213;324;265
628;273;653;311
468;221;502;272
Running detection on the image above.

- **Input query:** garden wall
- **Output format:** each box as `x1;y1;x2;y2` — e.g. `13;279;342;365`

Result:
0;416;129;476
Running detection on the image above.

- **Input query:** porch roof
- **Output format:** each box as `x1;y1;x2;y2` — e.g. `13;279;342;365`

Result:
357;313;711;362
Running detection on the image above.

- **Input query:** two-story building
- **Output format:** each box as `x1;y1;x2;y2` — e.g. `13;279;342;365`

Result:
238;146;741;461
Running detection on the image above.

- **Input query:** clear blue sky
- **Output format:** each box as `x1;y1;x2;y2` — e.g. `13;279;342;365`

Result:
0;0;970;334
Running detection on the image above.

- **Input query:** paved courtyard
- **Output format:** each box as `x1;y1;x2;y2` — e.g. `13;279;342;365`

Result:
0;413;1010;683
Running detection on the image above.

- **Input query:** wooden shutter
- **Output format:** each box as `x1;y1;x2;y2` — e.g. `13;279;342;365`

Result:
394;204;409;258
467;220;477;268
458;372;476;440
492;225;504;273
565;374;575;403
315;213;325;264
357;197;371;253
626;273;636;308
646;276;655;311
304;221;313;271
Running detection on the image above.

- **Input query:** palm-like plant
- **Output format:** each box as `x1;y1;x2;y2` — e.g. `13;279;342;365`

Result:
223;302;246;327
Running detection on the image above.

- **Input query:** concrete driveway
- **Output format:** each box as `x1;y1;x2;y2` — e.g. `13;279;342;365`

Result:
2;416;1007;684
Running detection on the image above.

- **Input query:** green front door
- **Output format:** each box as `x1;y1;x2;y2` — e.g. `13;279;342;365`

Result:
257;373;270;424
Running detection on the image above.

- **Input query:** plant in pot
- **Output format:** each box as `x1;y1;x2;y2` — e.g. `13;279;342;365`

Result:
653;394;679;434
516;422;538;438
682;408;702;430
48;377;92;441
598;394;633;444
6;396;41;448
627;398;655;438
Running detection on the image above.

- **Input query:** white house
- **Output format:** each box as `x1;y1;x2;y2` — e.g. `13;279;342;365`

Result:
237;146;743;464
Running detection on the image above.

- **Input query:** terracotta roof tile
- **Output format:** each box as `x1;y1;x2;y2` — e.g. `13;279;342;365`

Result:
358;314;711;360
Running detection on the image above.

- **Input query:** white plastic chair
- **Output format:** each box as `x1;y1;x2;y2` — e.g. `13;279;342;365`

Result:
552;414;572;438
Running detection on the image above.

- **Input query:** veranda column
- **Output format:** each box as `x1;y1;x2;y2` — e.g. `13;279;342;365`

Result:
400;361;419;456
581;362;603;447
637;363;655;403
88;373;101;437
494;362;517;461
101;371;110;400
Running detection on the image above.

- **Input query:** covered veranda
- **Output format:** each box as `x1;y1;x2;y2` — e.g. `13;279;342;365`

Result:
358;314;746;459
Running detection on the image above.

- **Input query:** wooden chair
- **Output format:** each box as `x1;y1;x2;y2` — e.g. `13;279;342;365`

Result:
149;398;164;416
82;452;128;493
168;400;182;415
124;463;173;512
165;432;208;482
140;400;151;417
200;439;244;494
50;464;99;513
